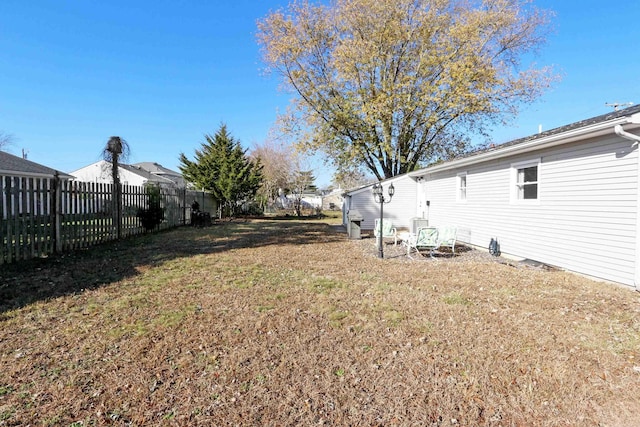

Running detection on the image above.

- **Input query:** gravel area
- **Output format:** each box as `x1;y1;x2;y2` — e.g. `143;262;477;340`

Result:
352;229;515;265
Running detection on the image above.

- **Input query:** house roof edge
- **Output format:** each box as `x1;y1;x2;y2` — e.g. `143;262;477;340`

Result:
410;107;640;177
343;174;413;196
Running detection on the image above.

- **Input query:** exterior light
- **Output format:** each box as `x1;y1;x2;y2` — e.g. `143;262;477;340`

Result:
372;181;395;259
372;183;383;198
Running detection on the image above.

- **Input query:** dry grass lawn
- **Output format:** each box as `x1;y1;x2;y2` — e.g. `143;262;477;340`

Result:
1;217;639;426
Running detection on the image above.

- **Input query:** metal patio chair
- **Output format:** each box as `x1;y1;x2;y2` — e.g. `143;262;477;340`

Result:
373;218;398;246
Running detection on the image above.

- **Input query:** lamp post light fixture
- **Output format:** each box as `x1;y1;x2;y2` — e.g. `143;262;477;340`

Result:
372;182;395;259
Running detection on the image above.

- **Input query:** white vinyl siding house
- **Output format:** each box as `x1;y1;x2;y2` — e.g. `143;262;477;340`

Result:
511;159;540;202
414;109;640;288
343;175;417;231
421;134;638;286
456;172;467;203
344;105;640;289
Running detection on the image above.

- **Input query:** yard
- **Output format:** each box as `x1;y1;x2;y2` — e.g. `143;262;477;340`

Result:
1;217;639;426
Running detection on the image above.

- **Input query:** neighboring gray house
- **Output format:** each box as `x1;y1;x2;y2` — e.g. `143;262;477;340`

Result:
1;150;74;217
0;150;73;179
132;162;187;187
344;105;640;289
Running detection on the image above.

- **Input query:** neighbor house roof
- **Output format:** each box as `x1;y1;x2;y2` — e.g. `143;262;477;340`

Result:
119;164;176;186
131;162;180;177
70;160;178;186
131;162;186;186
0;150;73;179
342;174;410;197
409;104;640;176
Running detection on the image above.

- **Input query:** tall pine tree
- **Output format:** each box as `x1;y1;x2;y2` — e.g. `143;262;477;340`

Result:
179;124;263;217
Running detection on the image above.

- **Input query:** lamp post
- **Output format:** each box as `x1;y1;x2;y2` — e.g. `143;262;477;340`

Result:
372;182;395;259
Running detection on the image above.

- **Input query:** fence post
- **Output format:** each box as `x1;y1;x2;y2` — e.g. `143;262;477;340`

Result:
112;181;122;240
182;186;186;226
0;175;5;264
52;172;63;253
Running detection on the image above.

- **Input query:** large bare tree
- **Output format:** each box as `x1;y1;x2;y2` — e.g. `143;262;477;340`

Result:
258;0;556;180
250;139;296;209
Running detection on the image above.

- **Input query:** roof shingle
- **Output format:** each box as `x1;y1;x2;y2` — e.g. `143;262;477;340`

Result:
0;150;72;178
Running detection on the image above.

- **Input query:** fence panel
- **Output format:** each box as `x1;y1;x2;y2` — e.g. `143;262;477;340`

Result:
0;175;192;264
122;183;143;237
4;176;46;262
43;178;54;256
0;176;4;264
7;176;19;262
3;176;13;263
162;186;184;229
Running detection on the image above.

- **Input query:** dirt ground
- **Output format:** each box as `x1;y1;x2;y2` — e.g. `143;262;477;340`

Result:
1;219;639;426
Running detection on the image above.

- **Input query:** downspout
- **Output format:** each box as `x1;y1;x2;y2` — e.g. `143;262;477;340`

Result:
616;124;640;291
614;124;640;145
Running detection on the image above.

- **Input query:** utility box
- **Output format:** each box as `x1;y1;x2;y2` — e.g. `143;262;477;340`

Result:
347;210;364;239
411;217;430;234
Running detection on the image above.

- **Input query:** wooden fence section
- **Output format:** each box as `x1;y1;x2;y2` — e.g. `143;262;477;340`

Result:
1;174;193;264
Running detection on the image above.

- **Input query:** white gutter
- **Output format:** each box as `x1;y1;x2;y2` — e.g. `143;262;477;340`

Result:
614;124;640;146
344;174;407;196
410;112;640;177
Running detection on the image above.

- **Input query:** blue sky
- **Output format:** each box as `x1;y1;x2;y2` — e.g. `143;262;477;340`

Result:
1;1;639;188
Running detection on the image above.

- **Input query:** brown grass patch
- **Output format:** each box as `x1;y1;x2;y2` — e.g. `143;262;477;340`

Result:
1;218;639;426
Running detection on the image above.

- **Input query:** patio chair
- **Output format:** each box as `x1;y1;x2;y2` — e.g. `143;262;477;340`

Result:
404;225;458;259
436;225;458;255
373;218;398;246
404;226;439;259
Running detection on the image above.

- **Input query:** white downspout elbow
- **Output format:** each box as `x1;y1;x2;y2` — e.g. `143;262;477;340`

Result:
614;124;640;146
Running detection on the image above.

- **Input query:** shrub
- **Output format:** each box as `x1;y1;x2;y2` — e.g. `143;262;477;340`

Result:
136;185;164;231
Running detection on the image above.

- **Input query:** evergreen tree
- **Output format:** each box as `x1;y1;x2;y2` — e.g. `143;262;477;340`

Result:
179;124;263;217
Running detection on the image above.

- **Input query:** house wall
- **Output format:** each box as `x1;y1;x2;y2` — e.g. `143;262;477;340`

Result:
344;176;418;232
118;169;148;186
322;191;344;211
71;161;112;183
71;161;146;187
422;133;638;287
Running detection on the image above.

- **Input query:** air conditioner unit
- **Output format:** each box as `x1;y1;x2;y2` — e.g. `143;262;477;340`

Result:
411;217;429;234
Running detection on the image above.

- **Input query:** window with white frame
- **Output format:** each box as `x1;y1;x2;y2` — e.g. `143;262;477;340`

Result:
511;159;540;201
456;172;467;202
